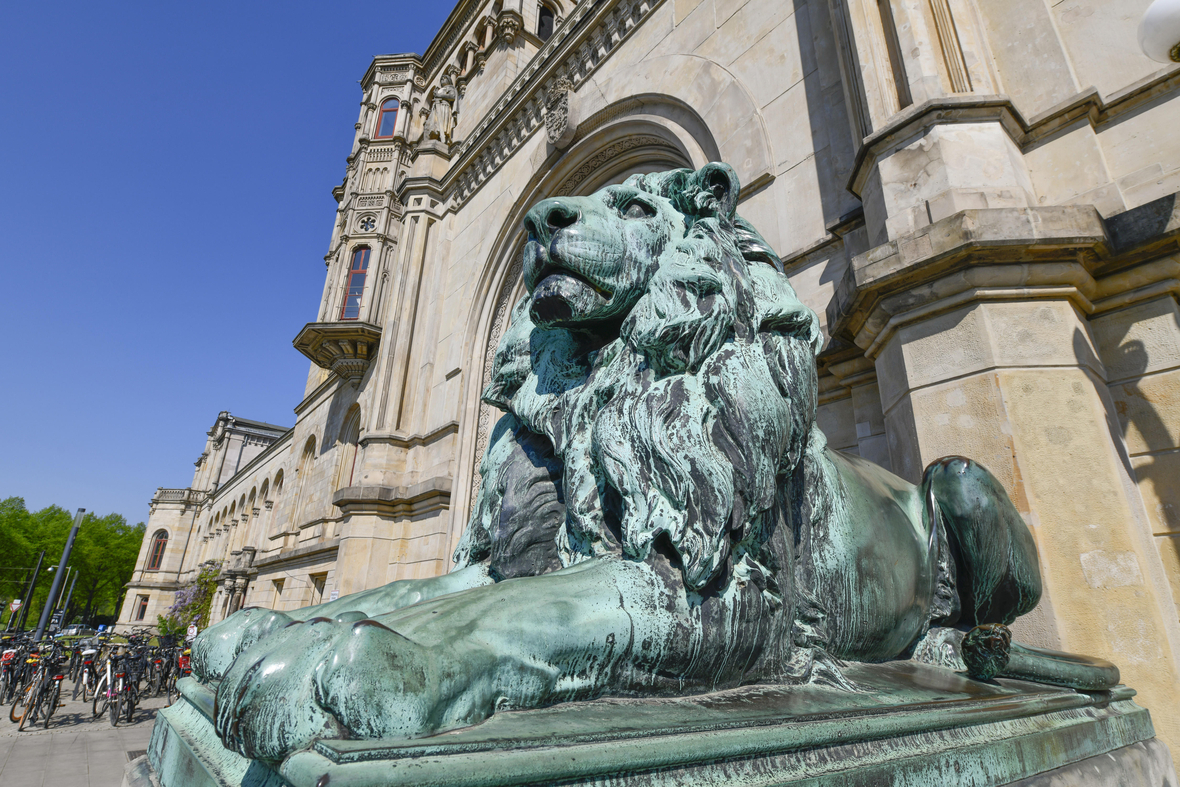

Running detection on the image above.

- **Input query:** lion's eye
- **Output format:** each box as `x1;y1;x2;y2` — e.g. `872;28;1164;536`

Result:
623;201;654;220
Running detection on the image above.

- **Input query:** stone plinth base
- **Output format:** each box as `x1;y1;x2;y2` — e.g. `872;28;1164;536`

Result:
142;664;1174;787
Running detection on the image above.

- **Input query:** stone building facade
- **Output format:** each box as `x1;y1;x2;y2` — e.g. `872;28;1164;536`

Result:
119;0;1180;759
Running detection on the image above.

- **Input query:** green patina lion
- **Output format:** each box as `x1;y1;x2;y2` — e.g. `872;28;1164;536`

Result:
193;163;1117;762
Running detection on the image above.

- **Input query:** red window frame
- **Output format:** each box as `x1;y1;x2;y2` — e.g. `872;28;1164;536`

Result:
375;99;399;139
135;596;149;621
146;531;168;571
340;247;370;321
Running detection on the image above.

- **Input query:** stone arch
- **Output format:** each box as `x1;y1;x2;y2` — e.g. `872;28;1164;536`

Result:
585;55;775;195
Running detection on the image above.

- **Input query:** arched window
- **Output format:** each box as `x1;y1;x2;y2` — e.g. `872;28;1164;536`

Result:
340;247;370;320
147;530;169;571
294;437;317;526
375;99;399;139
336;406;362;490
537;4;556;41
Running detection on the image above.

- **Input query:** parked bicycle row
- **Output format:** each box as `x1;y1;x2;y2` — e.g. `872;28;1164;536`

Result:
0;628;192;729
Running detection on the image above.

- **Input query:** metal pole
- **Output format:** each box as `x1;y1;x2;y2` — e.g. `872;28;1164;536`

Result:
35;508;84;641
59;572;78;627
4;568;30;631
15;551;46;632
55;567;72;611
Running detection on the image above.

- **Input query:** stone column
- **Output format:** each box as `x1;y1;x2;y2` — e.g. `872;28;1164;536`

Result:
827;204;1180;758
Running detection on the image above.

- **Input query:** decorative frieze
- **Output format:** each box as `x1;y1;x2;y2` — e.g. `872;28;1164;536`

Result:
450;0;663;206
555;135;667;195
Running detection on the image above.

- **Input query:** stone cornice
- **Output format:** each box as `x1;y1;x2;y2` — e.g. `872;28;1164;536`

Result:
253;538;340;570
333;477;452;518
849;67;1180;198
827;196;1180;358
358;53;423;92
361;420;460;450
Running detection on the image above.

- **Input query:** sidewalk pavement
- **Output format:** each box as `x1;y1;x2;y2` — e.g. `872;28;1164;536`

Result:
0;682;166;787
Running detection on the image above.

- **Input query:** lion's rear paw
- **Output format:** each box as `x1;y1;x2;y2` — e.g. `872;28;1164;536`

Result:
961;623;1011;680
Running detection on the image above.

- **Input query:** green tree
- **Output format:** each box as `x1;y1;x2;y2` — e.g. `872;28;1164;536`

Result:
0;498;145;630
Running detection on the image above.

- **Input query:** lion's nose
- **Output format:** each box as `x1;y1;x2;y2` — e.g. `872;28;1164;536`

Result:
524;198;580;244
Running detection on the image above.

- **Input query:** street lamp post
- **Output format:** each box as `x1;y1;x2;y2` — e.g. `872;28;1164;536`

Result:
35;508;84;641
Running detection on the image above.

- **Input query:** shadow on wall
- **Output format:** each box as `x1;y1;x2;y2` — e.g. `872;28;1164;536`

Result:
1078;288;1180;609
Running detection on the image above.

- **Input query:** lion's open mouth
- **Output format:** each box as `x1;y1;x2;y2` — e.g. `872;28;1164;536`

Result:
533;265;613;299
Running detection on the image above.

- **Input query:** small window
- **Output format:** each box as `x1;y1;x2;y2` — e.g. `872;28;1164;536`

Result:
340;247;370;320
135;595;149;621
147;530;168;571
273;579;285;604
310;573;327;606
537;5;556;41
375;99;399;139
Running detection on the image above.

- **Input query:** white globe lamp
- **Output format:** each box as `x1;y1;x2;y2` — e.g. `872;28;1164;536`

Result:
1140;0;1180;63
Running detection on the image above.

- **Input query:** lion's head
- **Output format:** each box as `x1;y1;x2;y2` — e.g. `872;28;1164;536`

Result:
469;163;825;592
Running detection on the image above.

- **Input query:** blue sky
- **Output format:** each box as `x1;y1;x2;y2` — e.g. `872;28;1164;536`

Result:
0;2;453;524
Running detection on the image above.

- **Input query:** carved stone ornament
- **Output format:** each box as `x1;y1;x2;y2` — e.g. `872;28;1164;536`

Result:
292;321;382;384
188;165;1123;771
543;77;578;149
496;10;522;46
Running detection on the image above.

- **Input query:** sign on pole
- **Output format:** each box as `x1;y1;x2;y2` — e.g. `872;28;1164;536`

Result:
9;599;20;612
186;623;198;641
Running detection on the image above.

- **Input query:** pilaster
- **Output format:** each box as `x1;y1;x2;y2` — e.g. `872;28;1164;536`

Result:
827;198;1180;758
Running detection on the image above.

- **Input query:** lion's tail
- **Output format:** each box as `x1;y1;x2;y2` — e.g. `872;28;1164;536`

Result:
962;624;1121;690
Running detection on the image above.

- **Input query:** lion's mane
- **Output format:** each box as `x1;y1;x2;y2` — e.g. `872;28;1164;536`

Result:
461;166;824;595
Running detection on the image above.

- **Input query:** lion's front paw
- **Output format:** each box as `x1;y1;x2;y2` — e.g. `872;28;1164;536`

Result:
192;607;294;684
214;616;443;761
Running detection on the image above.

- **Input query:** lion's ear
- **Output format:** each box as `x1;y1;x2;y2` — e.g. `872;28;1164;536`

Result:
686;163;740;222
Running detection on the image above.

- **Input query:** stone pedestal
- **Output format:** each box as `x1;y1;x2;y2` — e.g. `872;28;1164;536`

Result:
133;664;1172;787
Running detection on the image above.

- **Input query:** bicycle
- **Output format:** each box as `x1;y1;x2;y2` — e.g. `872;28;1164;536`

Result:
8;643;41;723
71;639;100;702
13;642;67;730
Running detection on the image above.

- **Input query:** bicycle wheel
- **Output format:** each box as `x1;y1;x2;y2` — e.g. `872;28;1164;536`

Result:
109;677;121;727
18;684;40;731
92;676;108;718
81;670;93;703
149;667;161;697
42;683;58;729
10;681;31;723
123;687;134;723
164;671;176;705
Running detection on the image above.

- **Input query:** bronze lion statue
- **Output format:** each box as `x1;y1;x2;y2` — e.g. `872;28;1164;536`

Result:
194;163;1117;761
